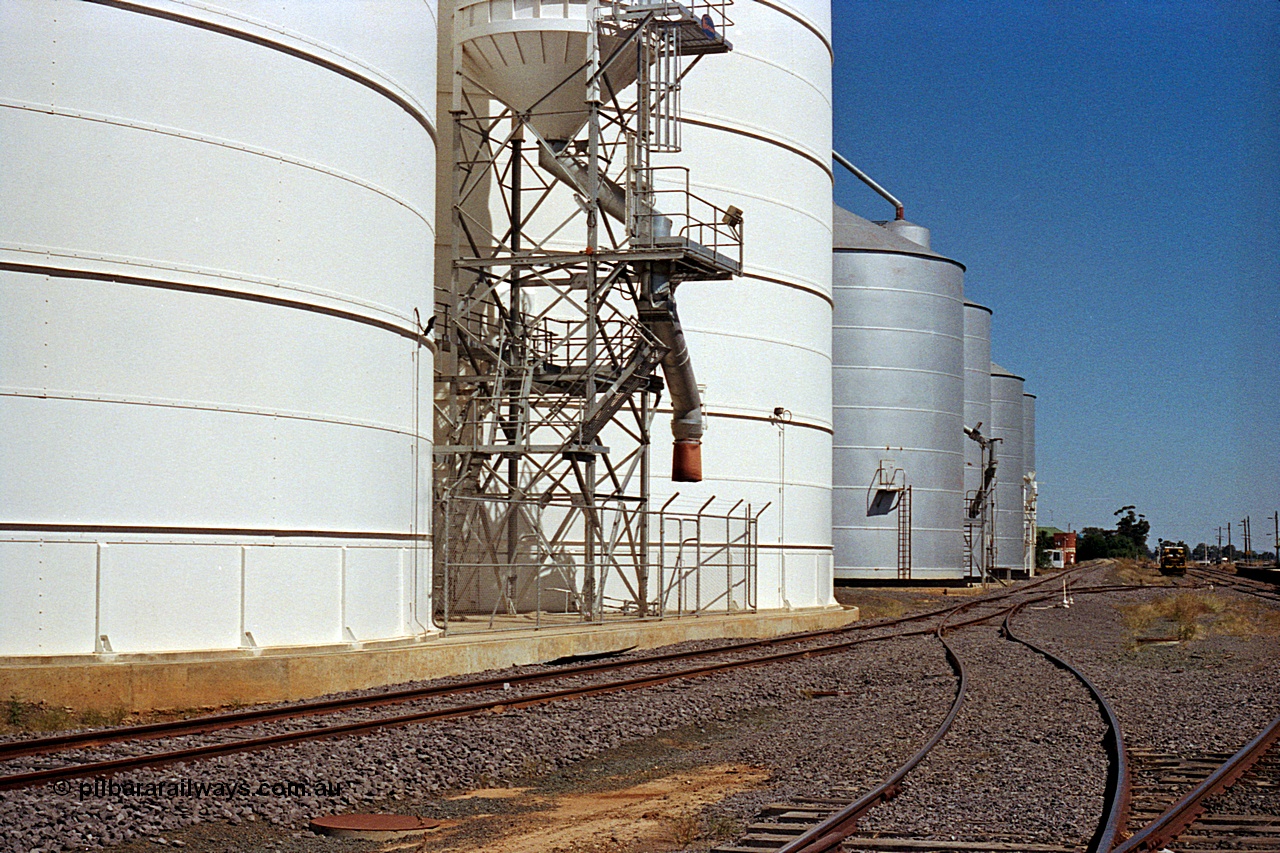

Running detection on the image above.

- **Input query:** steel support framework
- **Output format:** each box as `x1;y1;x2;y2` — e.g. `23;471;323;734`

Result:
434;2;739;627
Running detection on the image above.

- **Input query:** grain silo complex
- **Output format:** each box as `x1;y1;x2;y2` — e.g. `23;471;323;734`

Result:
1022;392;1038;575
645;0;837;610
2;1;1048;710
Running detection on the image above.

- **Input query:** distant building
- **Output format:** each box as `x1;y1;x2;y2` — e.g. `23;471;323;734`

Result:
1053;531;1078;566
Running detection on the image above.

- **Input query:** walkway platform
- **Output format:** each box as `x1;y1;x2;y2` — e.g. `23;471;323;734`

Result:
0;606;857;713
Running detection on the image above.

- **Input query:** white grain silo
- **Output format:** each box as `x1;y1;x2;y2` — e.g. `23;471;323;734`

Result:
990;364;1026;575
1;2;438;655
962;302;994;577
645;0;836;609
832;208;966;581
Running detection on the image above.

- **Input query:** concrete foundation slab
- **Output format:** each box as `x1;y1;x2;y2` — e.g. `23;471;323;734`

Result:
0;606;857;713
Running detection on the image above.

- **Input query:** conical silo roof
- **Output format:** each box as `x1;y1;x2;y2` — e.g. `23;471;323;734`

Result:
832;205;964;269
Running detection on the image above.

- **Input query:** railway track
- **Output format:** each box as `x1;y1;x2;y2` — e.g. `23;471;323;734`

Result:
1185;565;1280;603
1116;713;1280;852
710;594;1130;853
2;560;1274;852
0;568;1110;793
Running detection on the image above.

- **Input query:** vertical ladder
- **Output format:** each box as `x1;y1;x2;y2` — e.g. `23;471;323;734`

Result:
963;522;974;576
648;23;681;153
897;486;912;580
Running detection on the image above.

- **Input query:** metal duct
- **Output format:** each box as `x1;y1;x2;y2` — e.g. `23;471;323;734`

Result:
639;271;703;482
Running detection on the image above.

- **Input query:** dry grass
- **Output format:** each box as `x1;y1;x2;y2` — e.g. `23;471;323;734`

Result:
1118;591;1280;643
1111;559;1173;587
1213;600;1280;638
2;698;130;736
840;593;909;620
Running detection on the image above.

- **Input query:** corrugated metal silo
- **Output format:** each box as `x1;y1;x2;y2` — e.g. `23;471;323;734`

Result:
832;208;966;581
990;364;1025;573
1;2;438;655
1022;391;1037;574
645;0;836;608
1023;394;1037;478
962;302;993;576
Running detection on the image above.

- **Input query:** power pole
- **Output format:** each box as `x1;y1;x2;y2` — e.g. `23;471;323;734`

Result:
1273;510;1278;568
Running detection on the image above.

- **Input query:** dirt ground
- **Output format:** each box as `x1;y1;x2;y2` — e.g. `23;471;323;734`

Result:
384;764;770;853
832;581;992;620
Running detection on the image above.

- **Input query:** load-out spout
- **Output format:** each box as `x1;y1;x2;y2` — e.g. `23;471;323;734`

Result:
640;273;703;482
963;424;998;519
536;139;702;482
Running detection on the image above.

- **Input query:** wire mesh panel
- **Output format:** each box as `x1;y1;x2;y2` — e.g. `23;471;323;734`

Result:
437;493;651;631
655;497;759;616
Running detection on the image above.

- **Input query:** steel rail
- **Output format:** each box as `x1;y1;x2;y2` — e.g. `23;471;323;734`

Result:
1002;603;1130;853
772;602;976;853
1113;712;1280;853
766;582;1144;853
1186;566;1280;603
0;566;1099;764
0;591;1068;793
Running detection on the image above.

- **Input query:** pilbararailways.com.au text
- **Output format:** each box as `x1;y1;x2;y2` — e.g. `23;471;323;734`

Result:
59;777;351;800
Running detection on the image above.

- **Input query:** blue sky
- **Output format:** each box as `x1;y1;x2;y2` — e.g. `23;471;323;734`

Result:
831;1;1279;552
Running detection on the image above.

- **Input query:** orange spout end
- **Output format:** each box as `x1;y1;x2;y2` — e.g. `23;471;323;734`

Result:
672;440;702;483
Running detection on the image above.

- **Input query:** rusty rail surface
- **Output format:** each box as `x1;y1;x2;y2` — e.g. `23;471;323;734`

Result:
1003;604;1130;853
1186;566;1280;603
1113;712;1280;853
766;583;1143;853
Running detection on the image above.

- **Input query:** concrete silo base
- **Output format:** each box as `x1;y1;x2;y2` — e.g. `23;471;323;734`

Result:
0;606;856;714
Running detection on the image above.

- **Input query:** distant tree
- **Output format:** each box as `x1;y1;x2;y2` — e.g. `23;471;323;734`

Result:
1192;542;1209;562
1077;527;1111;561
1114;506;1151;554
1075;507;1153;561
1035;529;1054;568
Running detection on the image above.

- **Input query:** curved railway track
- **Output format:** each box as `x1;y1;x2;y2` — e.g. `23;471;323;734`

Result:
1116;713;1280;852
3;559;1275;853
712;589;1134;853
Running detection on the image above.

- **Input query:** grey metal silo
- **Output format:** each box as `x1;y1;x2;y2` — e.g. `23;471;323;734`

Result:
963;302;993;577
990;364;1025;574
1023;394;1037;478
832;206;966;581
1023;392;1038;574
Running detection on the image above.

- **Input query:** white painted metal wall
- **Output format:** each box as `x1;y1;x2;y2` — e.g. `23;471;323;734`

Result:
962;304;993;498
1023;391;1037;574
647;0;835;608
1023;394;1036;479
1;2;438;656
832;208;966;580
